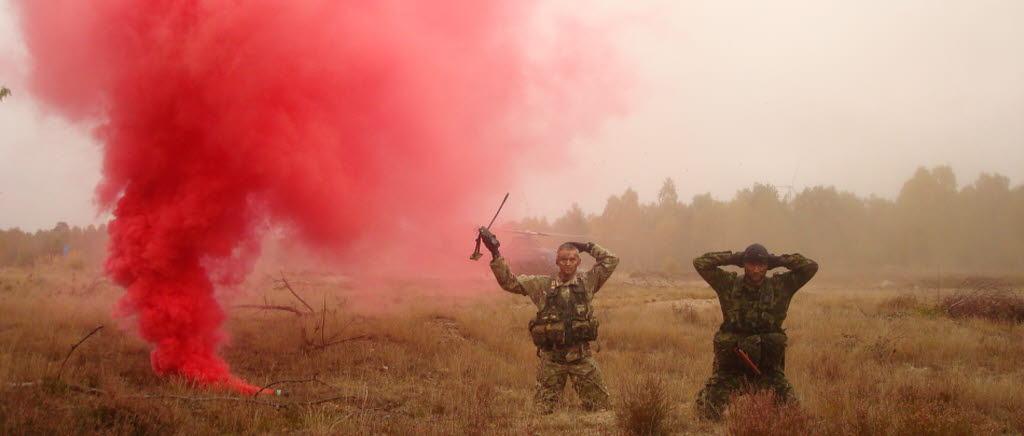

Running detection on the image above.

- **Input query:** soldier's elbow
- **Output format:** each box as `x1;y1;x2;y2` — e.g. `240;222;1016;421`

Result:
804;262;819;278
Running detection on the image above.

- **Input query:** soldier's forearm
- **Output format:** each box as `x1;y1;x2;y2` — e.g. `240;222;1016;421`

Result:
779;253;816;270
489;257;526;295
589;244;619;270
692;251;739;292
779;254;819;284
693;251;735;270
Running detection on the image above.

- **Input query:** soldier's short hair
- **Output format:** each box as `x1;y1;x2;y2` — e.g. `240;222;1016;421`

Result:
557;242;579;253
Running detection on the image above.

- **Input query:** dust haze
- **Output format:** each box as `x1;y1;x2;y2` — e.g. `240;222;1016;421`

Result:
2;0;1023;279
3;1;1024;231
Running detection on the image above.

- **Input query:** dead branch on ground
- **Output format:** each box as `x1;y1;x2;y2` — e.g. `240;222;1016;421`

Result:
276;272;315;313
314;335;373;350
253;375;347;398
57;325;104;379
232;304;303;315
305;311;368;350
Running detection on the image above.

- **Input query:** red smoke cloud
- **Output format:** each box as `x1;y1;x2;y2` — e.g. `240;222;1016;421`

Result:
13;1;622;393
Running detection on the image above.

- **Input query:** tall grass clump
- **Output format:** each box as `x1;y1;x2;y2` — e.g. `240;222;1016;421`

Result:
616;375;675;436
724;388;816;436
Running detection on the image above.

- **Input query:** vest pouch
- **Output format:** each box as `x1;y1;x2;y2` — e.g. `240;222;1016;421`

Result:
712;331;744;372
545;321;567;346
570;318;599;342
760;332;787;372
736;333;788;372
528;319;549;347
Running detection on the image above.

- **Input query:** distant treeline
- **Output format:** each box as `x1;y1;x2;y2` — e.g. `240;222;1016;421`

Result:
4;166;1021;273
519;166;1024;273
0;222;107;268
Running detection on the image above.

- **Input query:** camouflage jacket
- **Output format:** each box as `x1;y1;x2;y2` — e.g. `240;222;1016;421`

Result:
489;244;619;311
693;252;818;335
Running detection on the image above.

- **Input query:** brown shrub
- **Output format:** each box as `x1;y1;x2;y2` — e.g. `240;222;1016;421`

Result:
939;289;1024;323
724;388;817;436
616;375;675;436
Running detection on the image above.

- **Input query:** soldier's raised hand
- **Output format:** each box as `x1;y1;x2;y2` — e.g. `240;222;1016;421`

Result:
568;241;594;254
728;252;746;266
478;227;501;258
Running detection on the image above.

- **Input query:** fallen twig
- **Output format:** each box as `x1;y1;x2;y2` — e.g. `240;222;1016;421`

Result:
7;380;104;395
278;272;315;313
135;394;284;408
57;325;104;379
28;379;433;420
232;304;303;315
323;315;366;344
254;376;340;398
856;305;869;317
68;383;106;395
314;335;373;350
295;394;368;407
320;295;327;346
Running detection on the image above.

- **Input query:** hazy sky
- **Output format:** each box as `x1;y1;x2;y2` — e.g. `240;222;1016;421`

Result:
2;0;1023;230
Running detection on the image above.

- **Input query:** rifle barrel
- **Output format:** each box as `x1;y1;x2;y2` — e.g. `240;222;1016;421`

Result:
485;192;509;230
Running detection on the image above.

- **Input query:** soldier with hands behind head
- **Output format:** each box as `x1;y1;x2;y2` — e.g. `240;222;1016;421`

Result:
478;227;618;414
693;243;818;420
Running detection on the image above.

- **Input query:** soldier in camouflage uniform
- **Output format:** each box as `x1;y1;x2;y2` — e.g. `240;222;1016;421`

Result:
478;227;618;414
692;243;818;420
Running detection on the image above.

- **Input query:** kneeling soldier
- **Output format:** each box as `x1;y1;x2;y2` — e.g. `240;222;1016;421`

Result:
478;227;618;414
693;243;818;420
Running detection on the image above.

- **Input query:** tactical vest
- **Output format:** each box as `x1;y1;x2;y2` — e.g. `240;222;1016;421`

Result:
715;278;789;374
719;277;786;334
528;279;599;349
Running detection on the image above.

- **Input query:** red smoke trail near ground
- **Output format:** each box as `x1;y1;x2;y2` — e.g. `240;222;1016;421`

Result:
13;1;621;392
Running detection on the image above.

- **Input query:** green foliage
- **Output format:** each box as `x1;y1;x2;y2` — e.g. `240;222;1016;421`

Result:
0;86;10;101
544;167;1024;271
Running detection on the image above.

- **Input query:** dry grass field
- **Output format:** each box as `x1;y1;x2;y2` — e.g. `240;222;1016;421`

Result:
2;261;1023;435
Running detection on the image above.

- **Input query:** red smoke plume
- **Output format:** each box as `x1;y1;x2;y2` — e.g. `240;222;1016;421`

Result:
13;1;622;393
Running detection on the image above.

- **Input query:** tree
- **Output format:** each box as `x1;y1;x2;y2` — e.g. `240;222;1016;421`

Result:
959;173;1015;267
516;216;552;232
524;166;1021;272
896;166;959;265
657;178;678;207
553;203;590;236
0;87;10;101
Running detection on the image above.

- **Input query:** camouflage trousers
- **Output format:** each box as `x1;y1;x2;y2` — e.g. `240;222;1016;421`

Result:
533;345;610;414
694;331;797;420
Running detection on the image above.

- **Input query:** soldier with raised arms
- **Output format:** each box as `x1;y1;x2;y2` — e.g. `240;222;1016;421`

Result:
692;243;818;419
477;227;618;414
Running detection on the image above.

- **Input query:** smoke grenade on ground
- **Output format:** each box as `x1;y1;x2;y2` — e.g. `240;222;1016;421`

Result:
13;1;623;392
